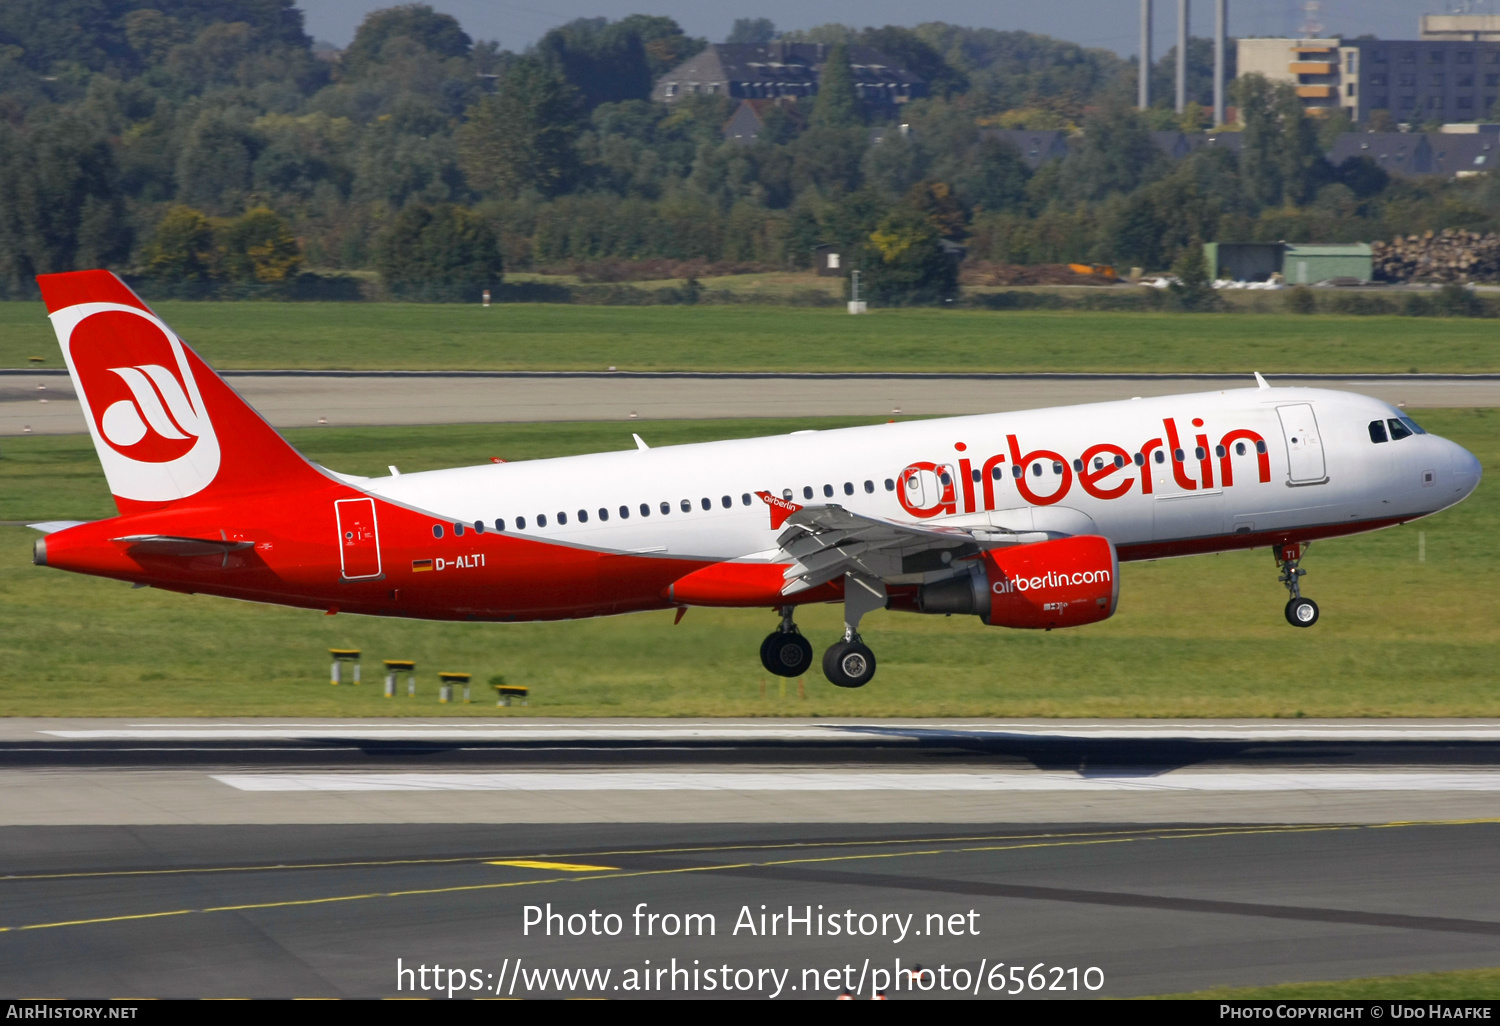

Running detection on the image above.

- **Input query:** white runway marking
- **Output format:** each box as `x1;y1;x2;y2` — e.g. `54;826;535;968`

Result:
43;728;888;741
41;724;1500;742
212;771;1500;793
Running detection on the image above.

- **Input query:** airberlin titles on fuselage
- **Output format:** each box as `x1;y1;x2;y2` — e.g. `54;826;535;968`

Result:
897;419;1272;519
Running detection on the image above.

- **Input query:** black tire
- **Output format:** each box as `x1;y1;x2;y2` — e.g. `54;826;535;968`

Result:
1285;597;1320;628
760;631;813;677
822;640;877;688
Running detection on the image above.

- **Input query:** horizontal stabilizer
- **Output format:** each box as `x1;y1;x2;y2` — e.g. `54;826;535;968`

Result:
27;521;86;534
111;535;255;557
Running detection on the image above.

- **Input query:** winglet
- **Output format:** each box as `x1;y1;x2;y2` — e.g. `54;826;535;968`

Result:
755;490;802;530
632;433;649;450
1254;371;1270;390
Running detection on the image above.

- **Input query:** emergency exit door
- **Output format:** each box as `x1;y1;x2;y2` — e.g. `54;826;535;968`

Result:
1277;404;1327;484
335;498;383;579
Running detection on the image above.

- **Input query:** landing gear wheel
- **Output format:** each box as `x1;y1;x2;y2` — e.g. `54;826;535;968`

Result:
760;631;813;677
823;640;877;688
1274;542;1320;629
1285;597;1319;628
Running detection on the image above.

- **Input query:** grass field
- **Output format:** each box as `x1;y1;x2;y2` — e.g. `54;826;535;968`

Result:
6;301;1500;373
0;409;1494;718
1156;965;1500;999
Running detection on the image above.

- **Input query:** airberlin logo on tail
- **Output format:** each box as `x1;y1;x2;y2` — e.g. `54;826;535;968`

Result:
52;302;221;502
99;364;205;458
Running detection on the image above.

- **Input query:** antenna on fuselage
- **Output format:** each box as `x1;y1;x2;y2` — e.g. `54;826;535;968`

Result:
632;433;650;450
1254;372;1271;389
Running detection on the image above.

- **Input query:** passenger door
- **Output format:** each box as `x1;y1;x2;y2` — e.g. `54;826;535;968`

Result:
1277;404;1327;484
335;497;382;579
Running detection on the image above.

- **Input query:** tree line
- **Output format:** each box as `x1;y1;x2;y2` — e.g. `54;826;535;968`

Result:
1;3;1498;301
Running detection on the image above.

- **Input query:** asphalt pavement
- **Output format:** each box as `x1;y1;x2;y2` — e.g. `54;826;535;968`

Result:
3;718;1499;998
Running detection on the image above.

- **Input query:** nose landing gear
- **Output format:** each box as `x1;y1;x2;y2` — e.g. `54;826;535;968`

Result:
1276;542;1320;628
760;606;813;677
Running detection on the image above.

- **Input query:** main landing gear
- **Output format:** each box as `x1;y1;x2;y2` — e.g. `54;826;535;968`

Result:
760;606;813;678
823;574;887;689
760;575;889;689
1275;542;1320;628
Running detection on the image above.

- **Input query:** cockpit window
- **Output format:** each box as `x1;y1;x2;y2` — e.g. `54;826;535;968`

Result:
1400;416;1426;435
1369;420;1389;443
1387;418;1412;441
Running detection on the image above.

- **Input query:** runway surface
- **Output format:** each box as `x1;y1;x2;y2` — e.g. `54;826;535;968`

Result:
3;718;1499;998
5;371;1497;435
7;717;1500;825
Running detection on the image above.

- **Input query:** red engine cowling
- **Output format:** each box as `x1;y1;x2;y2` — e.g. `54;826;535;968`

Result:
912;535;1119;629
982;535;1118;629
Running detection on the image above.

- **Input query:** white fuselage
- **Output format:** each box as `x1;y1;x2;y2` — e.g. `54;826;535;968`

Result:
359;387;1481;561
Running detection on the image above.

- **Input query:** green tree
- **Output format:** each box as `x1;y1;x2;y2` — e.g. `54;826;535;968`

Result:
0;117;130;291
618;15;704;77
905;180;968;239
790;127;866;195
811;42;860;129
175;109;260;214
1059;99;1160;203
954;136;1030;212
821;188;885;252
458;57;581;198
123;9;187;67
1236;74;1328;209
1169;241;1218;311
862;205;957;305
219;207;303;282
342;3;471;78
538;18;652;110
374;203;502;299
142;206;218;282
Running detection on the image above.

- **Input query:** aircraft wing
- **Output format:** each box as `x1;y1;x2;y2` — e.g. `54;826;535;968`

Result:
774;505;1033;595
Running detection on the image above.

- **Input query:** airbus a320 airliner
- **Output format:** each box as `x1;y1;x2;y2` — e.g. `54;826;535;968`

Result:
28;271;1482;687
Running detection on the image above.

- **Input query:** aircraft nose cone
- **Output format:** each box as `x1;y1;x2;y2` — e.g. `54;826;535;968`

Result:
1451;443;1482;499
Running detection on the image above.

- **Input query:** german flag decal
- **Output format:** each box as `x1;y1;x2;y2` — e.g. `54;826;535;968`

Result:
411;559;434;572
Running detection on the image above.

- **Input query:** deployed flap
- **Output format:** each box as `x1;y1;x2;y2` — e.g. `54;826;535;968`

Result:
774;505;982;595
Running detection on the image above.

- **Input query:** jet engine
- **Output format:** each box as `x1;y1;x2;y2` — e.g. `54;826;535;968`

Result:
915;535;1119;630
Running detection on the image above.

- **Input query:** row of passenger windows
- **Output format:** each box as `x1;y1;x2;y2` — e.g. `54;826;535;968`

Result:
1369;417;1425;444
430;480;902;537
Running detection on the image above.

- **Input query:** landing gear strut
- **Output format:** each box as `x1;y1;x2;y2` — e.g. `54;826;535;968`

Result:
1275;542;1319;628
823;574;886;688
760;606;813;677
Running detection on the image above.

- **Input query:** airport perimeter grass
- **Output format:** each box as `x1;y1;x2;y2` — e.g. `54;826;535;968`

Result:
0;409;1493;718
1155;965;1500;999
5;300;1500;373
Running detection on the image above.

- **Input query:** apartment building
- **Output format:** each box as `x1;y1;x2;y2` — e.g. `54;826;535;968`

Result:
1239;34;1500;124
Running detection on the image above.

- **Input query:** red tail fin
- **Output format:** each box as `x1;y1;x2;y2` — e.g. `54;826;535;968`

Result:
38;270;325;515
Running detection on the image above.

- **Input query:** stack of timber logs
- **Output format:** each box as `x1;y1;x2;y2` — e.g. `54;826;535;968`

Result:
1372;229;1500;283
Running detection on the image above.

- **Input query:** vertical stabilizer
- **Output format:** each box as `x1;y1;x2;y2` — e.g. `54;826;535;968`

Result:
38;270;325;514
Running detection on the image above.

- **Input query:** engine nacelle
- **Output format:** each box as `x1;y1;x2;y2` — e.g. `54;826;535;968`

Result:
915;535;1119;630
